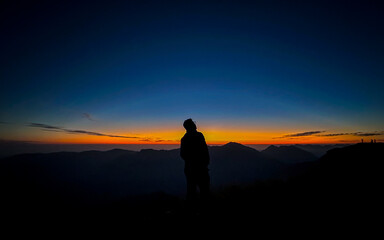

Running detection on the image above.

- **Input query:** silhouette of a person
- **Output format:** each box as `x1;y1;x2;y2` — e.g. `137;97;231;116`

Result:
180;119;210;210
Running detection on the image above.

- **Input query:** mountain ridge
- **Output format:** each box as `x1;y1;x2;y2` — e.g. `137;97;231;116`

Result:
261;145;318;164
0;142;292;199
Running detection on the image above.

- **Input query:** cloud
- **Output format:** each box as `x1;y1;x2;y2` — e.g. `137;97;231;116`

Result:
352;131;384;137
28;123;139;139
139;138;153;142
320;133;350;137
277;130;384;139
138;137;172;143
278;131;325;138
41;129;63;133
82;113;94;121
29;123;59;129
0;139;39;144
320;131;384;137
138;137;166;142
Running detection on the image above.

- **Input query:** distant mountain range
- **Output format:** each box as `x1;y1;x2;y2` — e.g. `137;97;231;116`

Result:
2;142;380;209
0;142;317;203
293;144;351;157
0;141;350;159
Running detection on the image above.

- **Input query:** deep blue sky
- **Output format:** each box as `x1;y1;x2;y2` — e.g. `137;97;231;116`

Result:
1;0;383;144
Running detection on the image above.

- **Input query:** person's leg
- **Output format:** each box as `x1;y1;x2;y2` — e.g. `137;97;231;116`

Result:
198;170;211;213
198;170;210;198
185;172;198;213
186;174;197;202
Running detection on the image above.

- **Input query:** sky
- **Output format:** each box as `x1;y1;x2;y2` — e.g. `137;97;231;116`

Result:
1;0;384;145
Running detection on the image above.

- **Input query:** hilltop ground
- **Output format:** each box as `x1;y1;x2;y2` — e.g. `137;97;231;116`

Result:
1;143;382;234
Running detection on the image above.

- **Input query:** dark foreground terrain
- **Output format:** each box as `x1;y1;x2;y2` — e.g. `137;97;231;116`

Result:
1;143;382;234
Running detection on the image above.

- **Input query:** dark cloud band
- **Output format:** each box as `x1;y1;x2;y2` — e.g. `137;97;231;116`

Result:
28;123;138;139
321;131;384;137
82;113;94;121
277;130;383;139
279;131;325;138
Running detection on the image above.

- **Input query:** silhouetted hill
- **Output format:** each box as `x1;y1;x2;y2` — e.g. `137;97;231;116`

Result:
204;143;383;230
283;143;383;217
261;145;318;164
209;142;283;186
221;141;261;153
306;143;383;186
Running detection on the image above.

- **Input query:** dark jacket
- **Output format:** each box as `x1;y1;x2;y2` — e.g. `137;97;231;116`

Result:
180;131;210;171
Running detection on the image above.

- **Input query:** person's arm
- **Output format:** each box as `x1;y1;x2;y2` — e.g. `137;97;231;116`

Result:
201;134;210;165
180;137;186;160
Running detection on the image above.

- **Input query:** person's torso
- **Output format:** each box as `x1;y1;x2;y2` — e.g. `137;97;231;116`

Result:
181;131;209;168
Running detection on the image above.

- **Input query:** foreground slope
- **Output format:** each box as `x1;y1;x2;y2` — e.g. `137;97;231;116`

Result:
0;143;381;230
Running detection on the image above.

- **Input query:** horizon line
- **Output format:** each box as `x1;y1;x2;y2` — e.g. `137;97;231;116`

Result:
2;141;370;145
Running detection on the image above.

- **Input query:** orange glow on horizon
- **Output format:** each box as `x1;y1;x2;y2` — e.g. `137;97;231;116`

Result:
14;128;372;145
6;124;379;145
29;139;364;145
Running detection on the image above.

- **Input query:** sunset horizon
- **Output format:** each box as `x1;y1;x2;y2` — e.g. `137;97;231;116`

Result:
1;0;383;150
2;125;381;145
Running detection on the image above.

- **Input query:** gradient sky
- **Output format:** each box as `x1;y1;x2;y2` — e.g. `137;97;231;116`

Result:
1;0;383;145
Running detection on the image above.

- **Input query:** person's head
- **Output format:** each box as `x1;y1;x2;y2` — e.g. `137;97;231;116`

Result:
183;118;197;132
